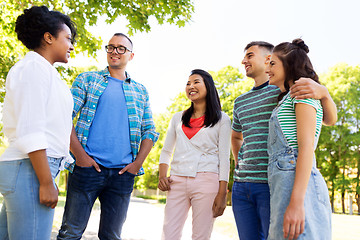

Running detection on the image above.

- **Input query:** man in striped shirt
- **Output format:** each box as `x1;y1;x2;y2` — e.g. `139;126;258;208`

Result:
231;41;337;240
57;33;159;240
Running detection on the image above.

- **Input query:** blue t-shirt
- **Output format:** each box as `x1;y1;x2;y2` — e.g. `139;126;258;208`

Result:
85;76;133;168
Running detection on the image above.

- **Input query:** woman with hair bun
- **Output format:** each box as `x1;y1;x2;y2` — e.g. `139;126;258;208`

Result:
265;39;332;240
0;5;76;239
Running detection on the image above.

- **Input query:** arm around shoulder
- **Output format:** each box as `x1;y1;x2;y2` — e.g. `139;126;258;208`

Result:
319;86;337;126
290;78;337;125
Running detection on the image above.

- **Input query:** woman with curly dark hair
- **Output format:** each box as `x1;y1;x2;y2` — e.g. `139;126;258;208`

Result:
265;39;332;240
0;5;76;239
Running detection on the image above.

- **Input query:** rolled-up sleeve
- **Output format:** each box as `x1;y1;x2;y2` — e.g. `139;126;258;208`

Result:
141;88;159;144
12;62;49;154
70;74;87;119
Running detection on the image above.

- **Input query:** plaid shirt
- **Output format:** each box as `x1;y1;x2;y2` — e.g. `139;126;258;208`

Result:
69;67;159;174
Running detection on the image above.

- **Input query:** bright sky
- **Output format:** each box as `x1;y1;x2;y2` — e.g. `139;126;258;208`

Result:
68;0;360;114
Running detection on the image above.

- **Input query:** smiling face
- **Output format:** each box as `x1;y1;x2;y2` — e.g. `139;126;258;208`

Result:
50;24;74;64
266;53;286;91
185;74;207;103
242;45;270;79
107;35;134;70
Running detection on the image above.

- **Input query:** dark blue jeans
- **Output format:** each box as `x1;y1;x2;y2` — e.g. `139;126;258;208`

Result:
57;165;135;240
232;182;270;240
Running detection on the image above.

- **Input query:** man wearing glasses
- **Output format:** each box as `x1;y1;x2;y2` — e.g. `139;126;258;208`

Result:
57;33;159;240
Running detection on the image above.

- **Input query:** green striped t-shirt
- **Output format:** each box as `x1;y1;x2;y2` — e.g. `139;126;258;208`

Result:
232;82;281;183
278;95;323;148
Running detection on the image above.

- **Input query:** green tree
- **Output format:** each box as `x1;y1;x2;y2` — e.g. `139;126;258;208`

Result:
317;63;360;213
210;65;252;120
0;0;194;91
0;2;24;101
344;65;360;214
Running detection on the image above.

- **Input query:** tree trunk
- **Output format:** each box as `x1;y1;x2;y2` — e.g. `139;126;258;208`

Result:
357;147;360;215
331;181;335;213
339;143;345;213
341;190;345;214
356;193;360;215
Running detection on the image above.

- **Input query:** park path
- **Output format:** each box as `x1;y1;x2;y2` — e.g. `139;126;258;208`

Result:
0;197;359;239
51;197;237;240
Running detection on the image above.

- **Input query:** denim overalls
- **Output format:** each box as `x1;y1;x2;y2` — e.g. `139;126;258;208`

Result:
267;94;332;240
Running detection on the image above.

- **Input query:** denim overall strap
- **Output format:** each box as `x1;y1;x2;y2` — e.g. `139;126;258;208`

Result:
267;93;317;168
267;93;297;162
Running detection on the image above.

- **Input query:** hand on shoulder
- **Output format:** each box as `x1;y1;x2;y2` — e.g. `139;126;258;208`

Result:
290;77;328;100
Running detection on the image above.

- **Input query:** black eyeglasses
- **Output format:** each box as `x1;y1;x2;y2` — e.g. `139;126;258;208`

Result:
105;45;132;54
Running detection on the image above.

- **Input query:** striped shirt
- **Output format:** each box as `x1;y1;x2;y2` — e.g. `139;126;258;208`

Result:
278;94;323;148
69;67;159;174
232;82;281;183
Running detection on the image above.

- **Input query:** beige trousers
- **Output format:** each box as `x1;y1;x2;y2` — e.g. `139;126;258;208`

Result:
161;173;219;240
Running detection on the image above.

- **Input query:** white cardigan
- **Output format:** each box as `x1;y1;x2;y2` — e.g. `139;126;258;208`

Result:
159;111;231;181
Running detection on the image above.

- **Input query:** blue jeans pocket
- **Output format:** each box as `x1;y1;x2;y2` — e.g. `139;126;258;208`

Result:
0;161;22;195
73;165;96;173
125;171;137;177
47;157;62;180
69;165;101;191
275;155;297;171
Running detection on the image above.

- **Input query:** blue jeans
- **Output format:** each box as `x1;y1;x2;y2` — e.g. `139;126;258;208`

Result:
232;181;270;240
0;157;62;240
57;165;135;240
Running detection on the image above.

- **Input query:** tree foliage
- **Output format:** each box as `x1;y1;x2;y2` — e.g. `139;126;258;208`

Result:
316;63;360;213
0;0;194;94
0;1;25;101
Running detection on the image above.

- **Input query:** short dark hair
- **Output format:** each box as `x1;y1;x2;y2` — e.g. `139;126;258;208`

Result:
244;41;274;53
182;69;222;128
15;5;77;50
113;33;133;48
273;38;319;101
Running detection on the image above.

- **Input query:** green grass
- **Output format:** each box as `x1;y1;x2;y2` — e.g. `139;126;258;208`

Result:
136;195;167;204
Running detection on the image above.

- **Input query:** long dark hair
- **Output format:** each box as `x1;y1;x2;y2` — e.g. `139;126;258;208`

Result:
182;69;222;128
273;38;319;101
